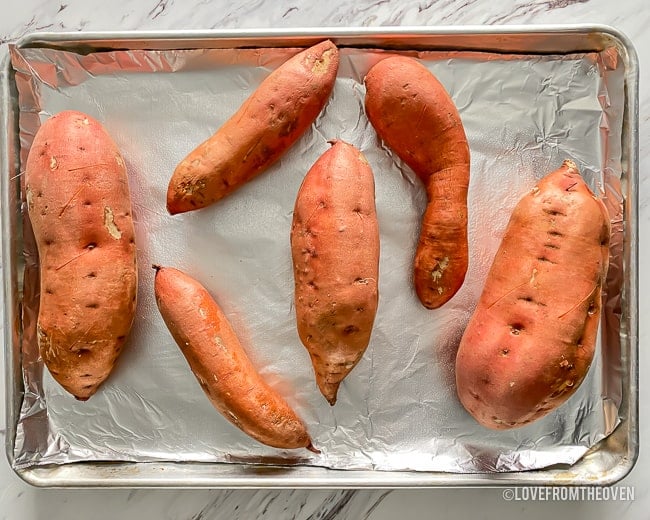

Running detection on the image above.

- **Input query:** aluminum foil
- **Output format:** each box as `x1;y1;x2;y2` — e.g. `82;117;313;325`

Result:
9;42;625;473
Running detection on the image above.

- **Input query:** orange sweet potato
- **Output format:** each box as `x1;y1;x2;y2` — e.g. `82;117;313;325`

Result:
290;140;380;405
455;160;610;429
153;266;314;450
167;40;340;215
25;110;138;400
364;56;470;309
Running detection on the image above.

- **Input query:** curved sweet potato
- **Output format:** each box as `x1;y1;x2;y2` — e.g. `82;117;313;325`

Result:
455;160;610;429
364;56;470;309
291;140;380;405
25;110;138;400
154;266;314;450
167;40;340;215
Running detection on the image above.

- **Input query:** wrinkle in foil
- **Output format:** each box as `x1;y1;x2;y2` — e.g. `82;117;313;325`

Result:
9;43;625;473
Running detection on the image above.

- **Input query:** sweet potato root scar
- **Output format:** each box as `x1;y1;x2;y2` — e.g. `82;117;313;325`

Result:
415;103;429;129
557;284;598;320
68;325;94;353
59;185;85;217
301;201;324;229
487;269;539;309
67;163;113;172
243;135;264;162
487;278;530;309
50;156;58;170
55;245;94;271
103;206;122;239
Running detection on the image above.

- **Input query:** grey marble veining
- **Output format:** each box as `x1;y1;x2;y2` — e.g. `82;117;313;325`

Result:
0;487;389;520
1;0;649;519
0;0;644;37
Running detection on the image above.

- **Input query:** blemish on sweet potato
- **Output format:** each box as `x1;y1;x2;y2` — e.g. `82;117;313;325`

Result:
430;256;449;282
103;206;122;239
311;48;334;75
26;186;34;210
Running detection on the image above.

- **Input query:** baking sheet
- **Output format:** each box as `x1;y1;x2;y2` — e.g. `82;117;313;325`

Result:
9;42;625;473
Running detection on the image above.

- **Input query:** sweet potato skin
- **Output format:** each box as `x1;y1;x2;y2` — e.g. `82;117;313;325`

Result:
154;266;313;450
291;140;380;405
364;56;469;309
455;160;610;429
25;110;138;400
167;40;340;215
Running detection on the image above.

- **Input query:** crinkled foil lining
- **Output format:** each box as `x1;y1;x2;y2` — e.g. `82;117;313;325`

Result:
9;42;625;472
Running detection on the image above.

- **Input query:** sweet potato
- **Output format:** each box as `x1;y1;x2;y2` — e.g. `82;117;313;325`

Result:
455;160;610;429
290;140;380;405
364;56;470;309
25;110;138;400
167;40;340;215
153;266;314;450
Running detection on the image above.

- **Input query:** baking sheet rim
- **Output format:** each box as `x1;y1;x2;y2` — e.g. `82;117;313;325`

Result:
2;24;639;488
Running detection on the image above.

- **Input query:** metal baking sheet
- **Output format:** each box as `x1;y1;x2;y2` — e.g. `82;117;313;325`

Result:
1;25;638;487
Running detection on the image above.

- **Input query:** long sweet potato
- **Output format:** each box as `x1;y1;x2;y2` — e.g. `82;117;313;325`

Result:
25;110;138;400
291;140;380;405
167;40;340;215
455;160;610;429
364;56;470;309
153;266;314;450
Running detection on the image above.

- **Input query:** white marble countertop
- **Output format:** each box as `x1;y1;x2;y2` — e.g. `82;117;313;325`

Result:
0;1;647;518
